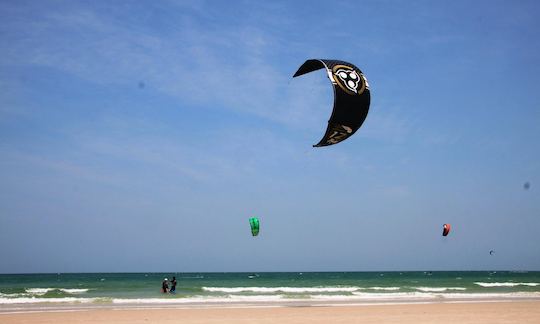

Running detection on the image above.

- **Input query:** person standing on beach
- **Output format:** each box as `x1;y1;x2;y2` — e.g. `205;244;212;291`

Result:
170;276;177;293
162;278;169;293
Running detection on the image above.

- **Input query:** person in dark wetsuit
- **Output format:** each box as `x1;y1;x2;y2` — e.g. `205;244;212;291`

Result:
170;276;177;293
161;278;169;293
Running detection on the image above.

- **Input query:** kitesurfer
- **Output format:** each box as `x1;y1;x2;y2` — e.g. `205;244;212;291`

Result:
162;278;169;293
170;276;177;293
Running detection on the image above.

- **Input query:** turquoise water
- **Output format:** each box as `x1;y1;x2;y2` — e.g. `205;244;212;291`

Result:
1;272;539;304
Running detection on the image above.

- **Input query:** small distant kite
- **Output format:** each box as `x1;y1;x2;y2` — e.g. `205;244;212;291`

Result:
524;182;531;190
293;59;371;147
489;250;495;255
442;224;451;236
249;217;260;237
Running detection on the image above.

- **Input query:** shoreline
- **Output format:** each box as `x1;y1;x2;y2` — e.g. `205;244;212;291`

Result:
2;296;540;314
1;300;539;324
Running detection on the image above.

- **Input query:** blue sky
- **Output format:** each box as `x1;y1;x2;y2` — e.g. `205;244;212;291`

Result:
0;0;539;273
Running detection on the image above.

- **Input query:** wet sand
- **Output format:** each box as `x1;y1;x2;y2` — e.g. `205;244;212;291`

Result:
1;300;539;323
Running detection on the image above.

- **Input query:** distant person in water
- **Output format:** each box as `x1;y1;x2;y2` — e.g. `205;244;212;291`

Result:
162;278;169;293
170;276;177;293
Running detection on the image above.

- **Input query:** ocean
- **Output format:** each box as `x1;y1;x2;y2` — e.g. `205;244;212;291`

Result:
1;272;539;306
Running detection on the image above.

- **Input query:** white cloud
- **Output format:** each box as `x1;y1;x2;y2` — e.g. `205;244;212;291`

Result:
1;2;336;131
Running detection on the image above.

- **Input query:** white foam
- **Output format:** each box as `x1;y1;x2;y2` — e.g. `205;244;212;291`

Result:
0;292;30;298
440;292;540;299
0;297;97;304
202;286;359;293
232;295;286;301
60;289;90;294
112;295;286;304
361;287;401;291
3;292;540;305
414;287;467;292
112;298;205;304
23;288;90;295
312;294;368;300
25;288;55;295
474;282;540;287
351;292;432;300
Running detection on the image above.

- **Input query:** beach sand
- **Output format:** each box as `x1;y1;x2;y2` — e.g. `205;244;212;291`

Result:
1;301;540;323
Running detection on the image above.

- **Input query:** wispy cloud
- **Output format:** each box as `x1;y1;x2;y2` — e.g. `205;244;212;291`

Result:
0;2;333;129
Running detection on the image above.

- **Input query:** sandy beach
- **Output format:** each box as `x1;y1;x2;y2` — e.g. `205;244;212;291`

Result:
1;301;540;323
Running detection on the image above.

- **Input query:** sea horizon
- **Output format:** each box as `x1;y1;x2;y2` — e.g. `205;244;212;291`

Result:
1;269;537;275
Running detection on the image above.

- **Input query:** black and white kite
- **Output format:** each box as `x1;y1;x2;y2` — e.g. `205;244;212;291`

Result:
293;59;371;147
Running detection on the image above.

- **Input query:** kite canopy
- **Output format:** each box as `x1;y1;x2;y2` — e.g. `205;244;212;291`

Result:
442;224;451;236
489;250;495;255
249;217;260;236
293;59;371;147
